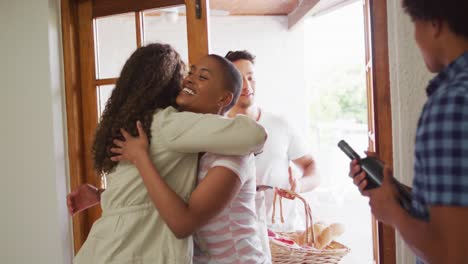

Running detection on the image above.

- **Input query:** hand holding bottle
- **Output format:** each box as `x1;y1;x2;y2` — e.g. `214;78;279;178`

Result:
339;140;412;212
360;165;404;225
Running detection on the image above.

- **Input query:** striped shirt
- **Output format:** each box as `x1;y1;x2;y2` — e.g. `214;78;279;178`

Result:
193;153;269;264
412;52;468;264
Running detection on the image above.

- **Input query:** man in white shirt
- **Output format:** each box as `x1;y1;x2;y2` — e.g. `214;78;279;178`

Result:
225;50;319;231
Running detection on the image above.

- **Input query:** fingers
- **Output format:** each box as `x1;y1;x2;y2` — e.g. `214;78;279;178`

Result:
110;147;123;155
288;167;294;185
67;194;75;215
358;179;368;194
353;171;368;192
364;151;377;157
362;190;371;197
110;145;123;162
113;139;125;148
120;128;131;140
349;162;361;178
136;121;146;137
110;155;122;162
257;185;272;192
288;171;296;192
353;171;366;184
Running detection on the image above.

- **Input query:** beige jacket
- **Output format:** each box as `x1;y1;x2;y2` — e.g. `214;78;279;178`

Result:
73;106;266;264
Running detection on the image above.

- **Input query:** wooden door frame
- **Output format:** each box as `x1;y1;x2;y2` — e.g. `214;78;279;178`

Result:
62;0;396;261
365;0;396;263
61;0;90;253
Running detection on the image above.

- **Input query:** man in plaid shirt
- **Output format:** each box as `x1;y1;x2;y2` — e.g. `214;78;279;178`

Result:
350;0;468;263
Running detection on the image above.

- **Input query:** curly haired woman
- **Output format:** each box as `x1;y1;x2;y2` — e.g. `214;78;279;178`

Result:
69;44;266;264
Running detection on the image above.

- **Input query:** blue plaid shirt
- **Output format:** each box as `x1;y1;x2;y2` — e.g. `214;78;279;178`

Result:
412;52;468;264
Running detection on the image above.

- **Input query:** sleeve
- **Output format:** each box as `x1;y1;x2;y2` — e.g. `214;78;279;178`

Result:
424;93;468;207
156;107;267;155
285;119;308;160
211;155;250;185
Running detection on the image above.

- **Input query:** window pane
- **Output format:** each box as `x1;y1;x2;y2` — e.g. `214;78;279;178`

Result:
96;85;114;119
143;6;188;63
95;13;137;79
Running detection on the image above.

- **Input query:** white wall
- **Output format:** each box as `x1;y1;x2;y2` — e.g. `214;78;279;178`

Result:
143;15;308;132
387;1;434;263
210;16;308;132
0;0;72;263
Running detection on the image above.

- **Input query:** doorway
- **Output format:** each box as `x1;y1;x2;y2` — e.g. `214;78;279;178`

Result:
305;2;372;263
61;0;395;262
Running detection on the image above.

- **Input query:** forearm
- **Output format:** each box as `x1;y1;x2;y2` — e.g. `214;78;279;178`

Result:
133;155;198;238
162;111;267;155
298;162;319;192
393;209;443;263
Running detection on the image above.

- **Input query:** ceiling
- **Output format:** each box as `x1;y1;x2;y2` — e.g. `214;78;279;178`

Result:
145;0;301;16
209;0;358;17
210;0;300;16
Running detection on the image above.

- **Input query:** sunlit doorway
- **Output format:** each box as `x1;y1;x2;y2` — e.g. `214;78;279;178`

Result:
210;2;374;263
304;2;373;263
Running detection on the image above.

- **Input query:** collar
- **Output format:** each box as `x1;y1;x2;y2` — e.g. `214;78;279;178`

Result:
426;51;468;96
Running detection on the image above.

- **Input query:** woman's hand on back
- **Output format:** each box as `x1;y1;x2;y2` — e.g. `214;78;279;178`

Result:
111;121;149;164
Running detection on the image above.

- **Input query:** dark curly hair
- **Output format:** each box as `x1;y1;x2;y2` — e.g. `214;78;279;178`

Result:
92;43;185;174
402;0;468;38
225;50;256;64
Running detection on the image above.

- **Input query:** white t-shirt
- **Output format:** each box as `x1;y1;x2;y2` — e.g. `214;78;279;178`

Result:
193;153;270;264
256;111;308;230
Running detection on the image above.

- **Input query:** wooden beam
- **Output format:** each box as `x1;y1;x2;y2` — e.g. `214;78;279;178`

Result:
287;0;320;30
95;78;118;86
93;0;184;18
135;11;144;47
185;0;210;64
210;0;299;16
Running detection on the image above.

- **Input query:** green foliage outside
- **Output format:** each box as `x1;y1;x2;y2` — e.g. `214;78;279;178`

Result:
309;63;367;124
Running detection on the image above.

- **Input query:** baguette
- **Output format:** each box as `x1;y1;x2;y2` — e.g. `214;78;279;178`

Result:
313;222;327;236
315;223;345;249
295;222;327;246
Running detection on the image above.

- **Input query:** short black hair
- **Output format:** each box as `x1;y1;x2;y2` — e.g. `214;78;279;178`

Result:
207;54;242;112
402;0;468;38
225;50;256;64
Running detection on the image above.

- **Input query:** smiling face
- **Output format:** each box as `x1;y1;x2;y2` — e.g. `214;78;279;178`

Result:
232;59;256;108
176;56;233;114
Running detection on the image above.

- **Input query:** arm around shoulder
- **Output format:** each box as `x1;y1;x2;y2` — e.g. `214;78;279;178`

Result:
158;109;267;155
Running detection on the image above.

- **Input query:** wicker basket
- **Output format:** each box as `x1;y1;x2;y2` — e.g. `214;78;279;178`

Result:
269;189;350;263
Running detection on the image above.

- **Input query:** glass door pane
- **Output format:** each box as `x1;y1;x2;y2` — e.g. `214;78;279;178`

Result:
96;85;115;118
143;6;189;62
95;12;137;79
